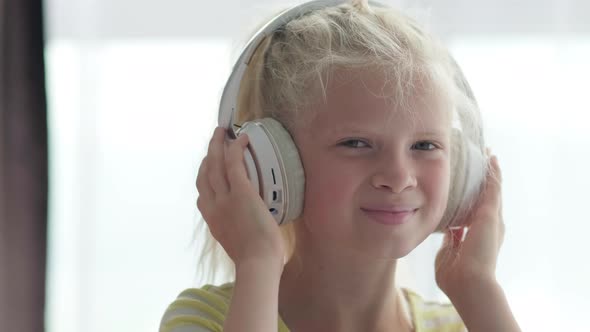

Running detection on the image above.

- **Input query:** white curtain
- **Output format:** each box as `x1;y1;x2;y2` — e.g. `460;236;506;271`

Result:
45;1;589;331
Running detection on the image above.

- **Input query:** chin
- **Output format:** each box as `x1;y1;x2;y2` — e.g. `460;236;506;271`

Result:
386;241;420;259
354;237;421;260
394;243;419;259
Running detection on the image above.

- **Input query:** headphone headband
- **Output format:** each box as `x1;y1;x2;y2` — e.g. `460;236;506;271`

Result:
218;0;387;139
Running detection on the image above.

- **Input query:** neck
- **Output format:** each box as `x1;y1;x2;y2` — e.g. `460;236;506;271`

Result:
278;225;413;332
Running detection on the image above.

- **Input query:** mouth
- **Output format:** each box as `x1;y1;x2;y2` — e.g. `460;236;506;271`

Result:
360;208;418;226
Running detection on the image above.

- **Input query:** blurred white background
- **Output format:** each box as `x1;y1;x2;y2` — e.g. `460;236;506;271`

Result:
44;0;590;331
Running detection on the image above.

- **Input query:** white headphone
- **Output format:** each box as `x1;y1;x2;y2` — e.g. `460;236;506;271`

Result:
218;0;488;231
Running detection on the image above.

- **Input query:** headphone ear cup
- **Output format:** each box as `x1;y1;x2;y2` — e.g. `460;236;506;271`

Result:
256;118;305;224
436;129;488;232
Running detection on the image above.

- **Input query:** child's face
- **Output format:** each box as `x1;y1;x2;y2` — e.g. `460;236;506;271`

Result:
291;69;452;259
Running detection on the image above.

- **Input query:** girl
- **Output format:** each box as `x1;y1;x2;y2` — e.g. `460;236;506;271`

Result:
160;0;520;331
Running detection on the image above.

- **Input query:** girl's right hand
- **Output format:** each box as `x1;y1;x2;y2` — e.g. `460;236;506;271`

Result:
196;127;286;272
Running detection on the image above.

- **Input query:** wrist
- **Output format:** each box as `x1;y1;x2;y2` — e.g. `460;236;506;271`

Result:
442;269;497;299
444;273;502;314
444;278;521;332
236;255;284;277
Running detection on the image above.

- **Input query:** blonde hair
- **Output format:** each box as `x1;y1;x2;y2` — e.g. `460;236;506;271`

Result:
195;0;485;284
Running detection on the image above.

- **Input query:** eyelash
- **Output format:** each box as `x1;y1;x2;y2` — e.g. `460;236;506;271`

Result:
413;141;438;151
339;139;439;151
339;139;370;149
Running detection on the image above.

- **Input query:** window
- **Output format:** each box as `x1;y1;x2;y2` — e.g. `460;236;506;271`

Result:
45;30;590;332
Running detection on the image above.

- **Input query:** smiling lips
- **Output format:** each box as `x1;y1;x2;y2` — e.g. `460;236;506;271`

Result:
361;207;418;225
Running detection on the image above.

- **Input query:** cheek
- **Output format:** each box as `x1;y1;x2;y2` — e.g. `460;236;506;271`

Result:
300;156;358;222
422;160;451;216
305;163;350;207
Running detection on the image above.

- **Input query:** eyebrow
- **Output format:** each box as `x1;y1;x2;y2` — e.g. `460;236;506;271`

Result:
330;126;449;137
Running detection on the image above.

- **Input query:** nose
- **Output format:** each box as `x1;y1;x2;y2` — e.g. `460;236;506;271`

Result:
370;152;417;193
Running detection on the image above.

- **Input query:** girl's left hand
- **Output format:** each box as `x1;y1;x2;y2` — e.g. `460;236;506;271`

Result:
435;149;505;296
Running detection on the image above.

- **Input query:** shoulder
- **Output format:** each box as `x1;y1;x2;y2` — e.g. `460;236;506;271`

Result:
159;283;235;332
402;288;466;332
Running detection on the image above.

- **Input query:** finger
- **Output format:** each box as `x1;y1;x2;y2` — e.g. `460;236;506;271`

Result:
495;156;504;220
451;227;464;249
226;134;252;190
480;154;502;213
207;127;230;194
485;147;502;186
435;229;460;270
196;155;214;198
489;154;502;185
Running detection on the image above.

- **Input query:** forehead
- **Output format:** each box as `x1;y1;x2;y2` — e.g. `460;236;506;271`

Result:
305;68;452;134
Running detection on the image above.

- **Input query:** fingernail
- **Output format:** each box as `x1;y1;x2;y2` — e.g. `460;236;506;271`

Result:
489;154;498;164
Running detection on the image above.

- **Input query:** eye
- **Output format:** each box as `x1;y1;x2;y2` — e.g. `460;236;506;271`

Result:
413;141;438;151
339;139;371;149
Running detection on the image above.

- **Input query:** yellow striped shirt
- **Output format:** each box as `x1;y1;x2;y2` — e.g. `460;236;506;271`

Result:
160;283;465;332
